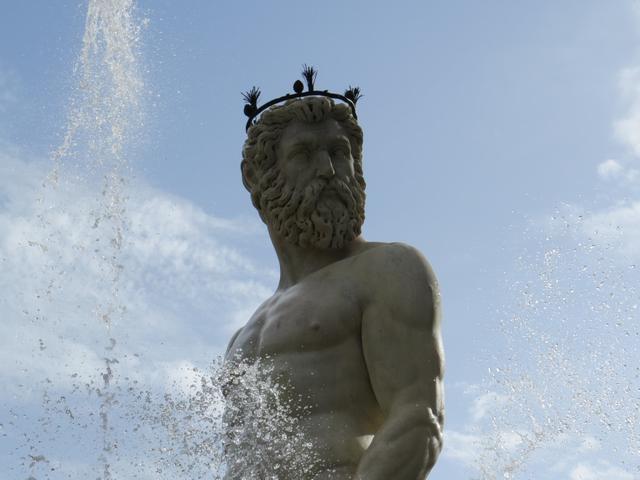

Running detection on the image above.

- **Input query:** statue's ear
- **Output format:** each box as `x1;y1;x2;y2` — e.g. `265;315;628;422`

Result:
241;160;255;192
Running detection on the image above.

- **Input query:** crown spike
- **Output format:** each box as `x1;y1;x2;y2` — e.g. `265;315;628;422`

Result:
242;86;260;106
242;86;261;117
301;64;317;92
344;86;363;104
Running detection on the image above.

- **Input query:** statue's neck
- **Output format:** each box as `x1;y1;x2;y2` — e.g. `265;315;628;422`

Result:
268;226;364;290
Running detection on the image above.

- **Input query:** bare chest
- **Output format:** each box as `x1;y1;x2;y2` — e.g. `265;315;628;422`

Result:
231;278;362;359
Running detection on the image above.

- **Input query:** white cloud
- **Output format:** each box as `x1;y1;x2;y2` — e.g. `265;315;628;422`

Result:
581;13;640;261
596;159;639;183
442;430;481;467
597;159;623;179
596;63;640;185
470;391;508;423
569;461;635;480
0;145;274;401
595;20;640;184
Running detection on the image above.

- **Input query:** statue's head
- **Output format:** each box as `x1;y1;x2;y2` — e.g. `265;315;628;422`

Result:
241;96;365;249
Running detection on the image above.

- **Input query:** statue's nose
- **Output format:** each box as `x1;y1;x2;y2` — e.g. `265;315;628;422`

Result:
315;150;335;180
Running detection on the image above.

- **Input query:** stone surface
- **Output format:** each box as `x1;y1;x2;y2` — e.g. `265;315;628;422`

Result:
225;96;444;479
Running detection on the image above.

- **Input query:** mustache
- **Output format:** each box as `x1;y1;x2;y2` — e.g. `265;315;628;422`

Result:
295;177;354;233
306;177;355;205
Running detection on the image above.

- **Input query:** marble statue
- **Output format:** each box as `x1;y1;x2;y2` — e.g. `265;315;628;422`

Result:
225;92;445;479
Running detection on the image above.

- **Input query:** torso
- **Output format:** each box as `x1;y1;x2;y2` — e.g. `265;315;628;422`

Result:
225;242;388;477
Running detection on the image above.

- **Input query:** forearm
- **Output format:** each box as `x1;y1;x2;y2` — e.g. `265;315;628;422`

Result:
355;406;442;480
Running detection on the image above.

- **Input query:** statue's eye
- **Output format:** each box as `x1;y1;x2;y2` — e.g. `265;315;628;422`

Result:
331;146;350;161
288;147;310;162
331;142;351;158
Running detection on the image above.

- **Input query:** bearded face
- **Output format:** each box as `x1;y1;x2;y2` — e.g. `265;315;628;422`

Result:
259;168;365;249
242;99;366;250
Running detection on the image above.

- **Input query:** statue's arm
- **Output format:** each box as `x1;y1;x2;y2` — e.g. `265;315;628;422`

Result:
225;328;242;359
222;328;243;397
357;244;445;480
221;327;244;480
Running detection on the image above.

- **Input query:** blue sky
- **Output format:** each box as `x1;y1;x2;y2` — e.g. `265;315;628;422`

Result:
2;1;640;479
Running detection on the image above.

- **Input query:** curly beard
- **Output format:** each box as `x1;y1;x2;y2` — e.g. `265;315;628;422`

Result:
259;172;365;249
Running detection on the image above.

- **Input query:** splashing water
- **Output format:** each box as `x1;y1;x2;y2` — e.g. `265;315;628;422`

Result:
23;0;145;478
473;211;640;479
138;358;321;479
19;356;320;479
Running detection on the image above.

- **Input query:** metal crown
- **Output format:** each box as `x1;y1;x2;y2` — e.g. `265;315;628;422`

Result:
242;64;362;131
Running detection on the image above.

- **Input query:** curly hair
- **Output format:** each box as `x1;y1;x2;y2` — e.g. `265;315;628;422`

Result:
241;96;365;217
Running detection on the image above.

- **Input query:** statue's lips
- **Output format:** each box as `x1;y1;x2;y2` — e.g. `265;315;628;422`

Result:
316;188;346;209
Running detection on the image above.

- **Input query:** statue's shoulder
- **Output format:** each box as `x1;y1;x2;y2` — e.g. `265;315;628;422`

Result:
354;241;438;290
356;242;441;330
356;241;433;269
